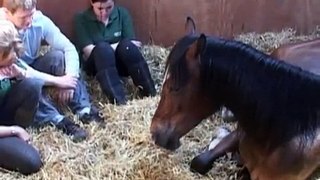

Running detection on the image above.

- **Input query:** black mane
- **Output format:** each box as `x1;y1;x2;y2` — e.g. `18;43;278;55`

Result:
167;34;320;150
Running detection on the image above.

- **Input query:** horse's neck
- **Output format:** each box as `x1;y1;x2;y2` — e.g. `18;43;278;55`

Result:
212;48;320;120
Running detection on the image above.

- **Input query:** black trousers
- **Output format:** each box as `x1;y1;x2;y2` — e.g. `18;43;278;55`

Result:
0;136;42;175
0;78;43;175
0;78;43;127
83;39;156;104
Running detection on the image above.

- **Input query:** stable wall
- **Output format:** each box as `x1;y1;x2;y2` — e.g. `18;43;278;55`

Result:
1;0;320;46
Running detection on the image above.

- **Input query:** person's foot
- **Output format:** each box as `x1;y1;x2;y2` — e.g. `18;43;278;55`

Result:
56;117;88;142
79;106;105;127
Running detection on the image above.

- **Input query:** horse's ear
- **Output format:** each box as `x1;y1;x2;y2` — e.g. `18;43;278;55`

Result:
185;16;196;35
195;33;207;57
148;32;154;44
187;33;207;59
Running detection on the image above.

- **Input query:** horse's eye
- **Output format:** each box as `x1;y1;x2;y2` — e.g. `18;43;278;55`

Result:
168;84;180;92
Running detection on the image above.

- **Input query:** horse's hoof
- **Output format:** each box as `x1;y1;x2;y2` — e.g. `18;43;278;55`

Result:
190;153;213;175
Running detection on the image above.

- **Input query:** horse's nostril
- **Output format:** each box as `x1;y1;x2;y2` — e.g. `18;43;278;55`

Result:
151;132;157;142
166;139;180;151
151;130;160;144
151;130;181;151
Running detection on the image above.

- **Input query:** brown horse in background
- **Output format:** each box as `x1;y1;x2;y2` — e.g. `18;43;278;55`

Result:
271;38;320;75
150;17;320;180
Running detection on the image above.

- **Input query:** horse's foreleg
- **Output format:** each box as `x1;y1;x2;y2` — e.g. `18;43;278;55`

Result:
238;166;251;180
190;130;240;174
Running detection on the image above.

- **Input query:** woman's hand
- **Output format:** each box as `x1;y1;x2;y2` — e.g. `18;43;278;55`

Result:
12;64;27;78
0;64;27;79
131;40;142;47
11;126;31;142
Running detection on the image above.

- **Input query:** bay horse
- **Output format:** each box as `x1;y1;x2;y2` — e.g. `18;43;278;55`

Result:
207;36;320;178
150;20;320;179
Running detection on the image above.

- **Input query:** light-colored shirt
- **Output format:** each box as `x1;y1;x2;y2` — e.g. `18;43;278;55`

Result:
0;8;80;76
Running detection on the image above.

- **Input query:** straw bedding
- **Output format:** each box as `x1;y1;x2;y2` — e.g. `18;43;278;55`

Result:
1;28;320;180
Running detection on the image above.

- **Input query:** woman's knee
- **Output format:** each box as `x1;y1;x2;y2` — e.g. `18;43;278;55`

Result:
19;79;43;108
0;137;42;175
19;147;43;175
116;39;144;64
21;78;44;96
117;39;139;52
93;42;114;56
91;42;116;69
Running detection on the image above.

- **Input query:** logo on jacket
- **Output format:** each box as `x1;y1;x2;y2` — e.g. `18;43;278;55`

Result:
114;31;121;37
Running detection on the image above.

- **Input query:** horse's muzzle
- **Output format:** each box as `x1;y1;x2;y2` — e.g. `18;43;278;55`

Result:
151;123;181;151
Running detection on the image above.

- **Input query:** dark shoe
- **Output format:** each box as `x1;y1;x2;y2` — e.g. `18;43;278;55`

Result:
56;118;88;142
79;106;106;127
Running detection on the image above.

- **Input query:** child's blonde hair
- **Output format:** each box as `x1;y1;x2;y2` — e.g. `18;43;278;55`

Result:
0;20;24;59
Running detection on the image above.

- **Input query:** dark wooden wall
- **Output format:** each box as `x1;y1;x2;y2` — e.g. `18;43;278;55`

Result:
118;0;320;46
1;0;320;46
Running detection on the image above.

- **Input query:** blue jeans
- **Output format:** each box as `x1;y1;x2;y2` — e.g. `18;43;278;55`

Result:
31;50;91;125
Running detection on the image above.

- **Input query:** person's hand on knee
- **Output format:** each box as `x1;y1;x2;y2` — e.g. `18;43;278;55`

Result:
57;89;75;104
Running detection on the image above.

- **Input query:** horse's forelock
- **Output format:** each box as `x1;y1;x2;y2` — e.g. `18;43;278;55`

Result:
162;66;170;86
164;35;199;90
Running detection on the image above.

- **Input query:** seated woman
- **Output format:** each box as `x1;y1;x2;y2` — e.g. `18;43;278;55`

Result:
74;0;156;105
0;20;43;175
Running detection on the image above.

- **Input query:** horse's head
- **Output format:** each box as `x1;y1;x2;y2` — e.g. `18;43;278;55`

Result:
151;17;221;150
